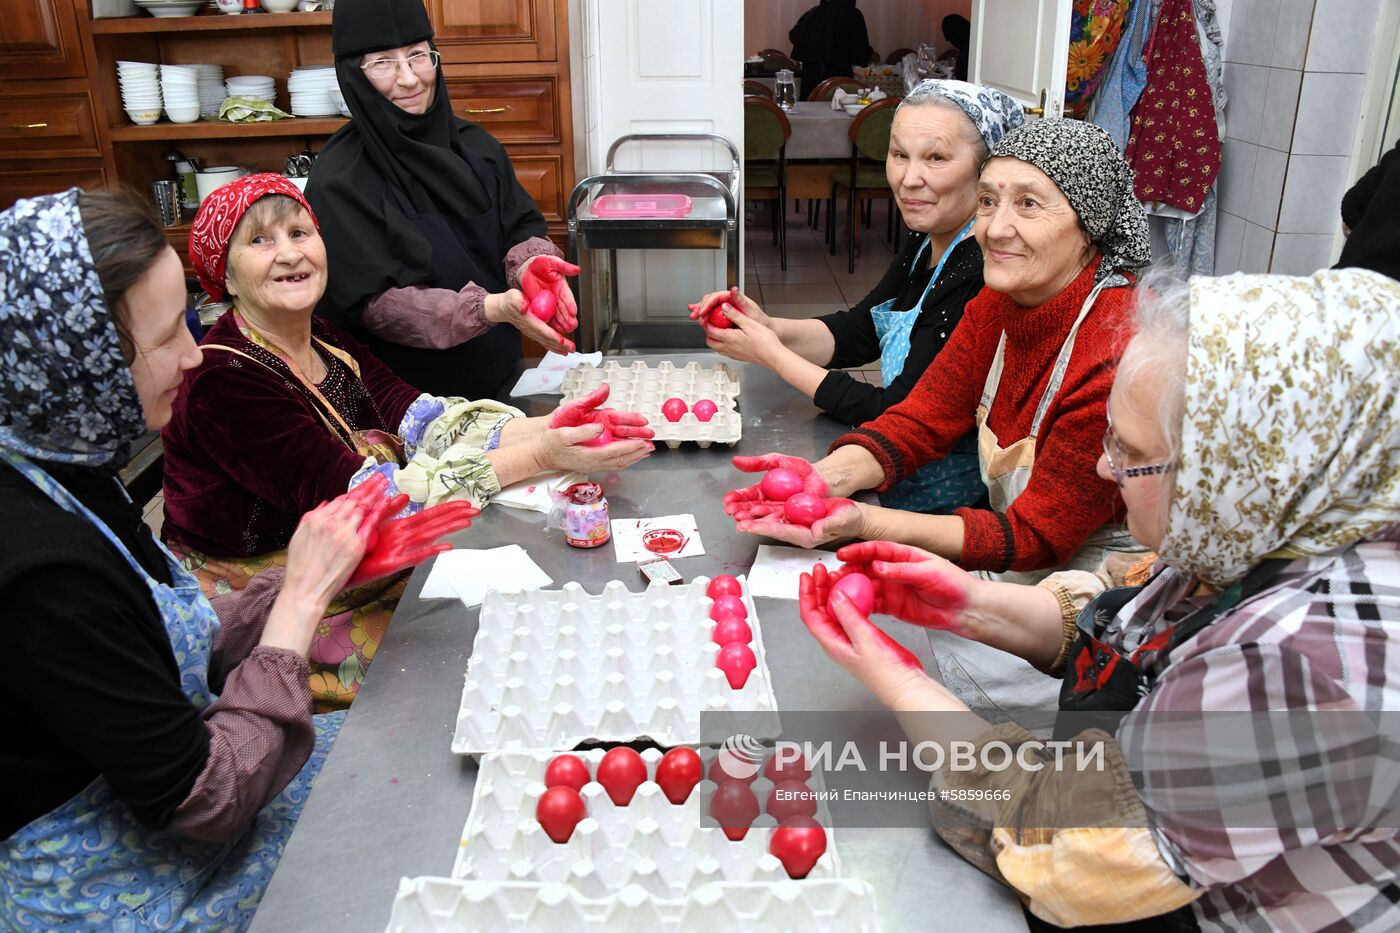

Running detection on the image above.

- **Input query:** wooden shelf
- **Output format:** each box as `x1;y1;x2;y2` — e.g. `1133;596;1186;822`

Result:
108;116;347;140
90;11;332;34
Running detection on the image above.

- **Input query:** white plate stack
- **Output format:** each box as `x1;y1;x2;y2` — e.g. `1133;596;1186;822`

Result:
116;60;162;125
133;0;202;16
224;74;276;105
287;66;339;117
196;64;225;118
159;63;200;124
328;86;350;117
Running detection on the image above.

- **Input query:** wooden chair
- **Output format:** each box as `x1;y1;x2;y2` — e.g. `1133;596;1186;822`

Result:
759;48;798;73
885;47;915;64
743;95;793;270
827;97;899;273
807;76;863;102
743;79;774;99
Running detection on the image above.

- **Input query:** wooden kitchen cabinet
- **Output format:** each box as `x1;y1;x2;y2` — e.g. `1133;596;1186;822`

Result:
0;0;90;79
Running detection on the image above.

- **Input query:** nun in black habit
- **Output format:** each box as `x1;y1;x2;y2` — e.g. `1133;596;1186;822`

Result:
308;0;578;398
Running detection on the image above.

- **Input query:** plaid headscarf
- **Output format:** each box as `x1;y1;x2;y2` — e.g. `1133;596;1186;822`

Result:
189;172;320;301
987;118;1152;285
0;189;146;465
1160;269;1400;587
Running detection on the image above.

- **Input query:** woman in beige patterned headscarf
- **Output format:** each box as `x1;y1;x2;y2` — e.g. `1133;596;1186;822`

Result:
796;267;1400;931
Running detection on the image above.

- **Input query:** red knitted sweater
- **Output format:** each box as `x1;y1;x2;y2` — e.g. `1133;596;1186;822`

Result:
832;259;1132;572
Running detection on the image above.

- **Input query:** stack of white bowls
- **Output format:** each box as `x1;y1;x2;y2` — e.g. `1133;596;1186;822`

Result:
133;0;202;16
225;74;276;105
117;60;162;125
287;66;339;117
196;64;226;118
159;64;201;123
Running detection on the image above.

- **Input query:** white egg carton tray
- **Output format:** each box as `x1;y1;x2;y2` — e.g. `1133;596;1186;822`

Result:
387;876;878;932
451;749;842;897
559;361;741;449
451;578;779;754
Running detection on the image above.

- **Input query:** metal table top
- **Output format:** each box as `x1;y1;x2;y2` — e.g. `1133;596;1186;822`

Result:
250;355;1027;933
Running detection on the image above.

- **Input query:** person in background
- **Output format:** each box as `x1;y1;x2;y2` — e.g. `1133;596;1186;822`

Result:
942;15;971;82
727;119;1152;584
308;0;578;398
1337;137;1398;281
163;175;652;708
788;0;874;100
798;268;1400;931
0;188;474;929
693;80;1025;514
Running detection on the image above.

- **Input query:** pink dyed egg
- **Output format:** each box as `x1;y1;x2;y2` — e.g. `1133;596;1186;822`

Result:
759;467;805;502
829;571;875;616
661;398;688;422
709;594;748;622
527;289;558;322
579;426;615;448
716;642;757;689
705;574;742;599
711;616;753;645
783;492;828;526
692;399;719;422
706;302;739;329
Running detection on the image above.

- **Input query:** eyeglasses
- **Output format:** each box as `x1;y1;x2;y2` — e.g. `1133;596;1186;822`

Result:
1101;410;1174;488
360;49;440;82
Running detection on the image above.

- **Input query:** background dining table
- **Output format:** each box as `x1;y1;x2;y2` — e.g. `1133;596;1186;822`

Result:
782;100;857;161
248;354;1029;932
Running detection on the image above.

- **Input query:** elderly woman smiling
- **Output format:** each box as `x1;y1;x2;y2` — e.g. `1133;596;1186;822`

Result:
729;119;1152;581
691;80;1025;514
798;268;1400;931
161;174;651;707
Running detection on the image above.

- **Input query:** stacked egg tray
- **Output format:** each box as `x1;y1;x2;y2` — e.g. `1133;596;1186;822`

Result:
386;876;877;931
559;361;741;449
384;749;877;931
450;578;779;754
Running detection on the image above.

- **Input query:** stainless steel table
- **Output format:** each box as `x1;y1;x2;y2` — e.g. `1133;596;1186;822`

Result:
250;356;1028;933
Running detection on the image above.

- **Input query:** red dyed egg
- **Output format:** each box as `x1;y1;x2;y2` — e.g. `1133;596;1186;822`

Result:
706;303;737;329
654;747;704;804
705;575;742;599
770;816;828;878
661;398;688;422
596;747;648;806
579;425;615;448
759;467;805;502
535;785;587;843
764;752;812;784
543;754;591;792
716;642;757;689
692;399;719;422
829;571;875;616
709;594;748;621
765;779;817;822
708;780;760;840
527;289;558;322
708;752;760;785
711;616;753;645
783;492;828;526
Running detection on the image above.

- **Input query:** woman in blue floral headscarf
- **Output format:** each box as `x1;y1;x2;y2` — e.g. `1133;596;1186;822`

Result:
0;188;472;931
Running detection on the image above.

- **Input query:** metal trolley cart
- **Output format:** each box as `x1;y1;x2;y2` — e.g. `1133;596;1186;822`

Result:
567;133;740;353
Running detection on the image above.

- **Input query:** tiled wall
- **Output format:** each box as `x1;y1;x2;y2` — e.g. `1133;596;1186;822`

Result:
1214;0;1382;274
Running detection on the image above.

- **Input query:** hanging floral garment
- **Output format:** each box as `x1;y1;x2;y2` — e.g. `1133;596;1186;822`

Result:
1065;0;1130;111
1124;0;1222;213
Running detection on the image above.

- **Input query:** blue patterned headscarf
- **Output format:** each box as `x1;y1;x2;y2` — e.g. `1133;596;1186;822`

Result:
0;189;146;465
898;79;1026;152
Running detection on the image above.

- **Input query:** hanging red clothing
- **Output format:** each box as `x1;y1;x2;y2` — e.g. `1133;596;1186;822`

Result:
1124;0;1221;213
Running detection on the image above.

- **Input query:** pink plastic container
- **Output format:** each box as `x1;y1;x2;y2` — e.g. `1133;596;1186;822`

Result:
591;193;694;218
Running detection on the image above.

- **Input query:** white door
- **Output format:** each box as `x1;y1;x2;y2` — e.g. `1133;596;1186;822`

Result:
968;0;1073;120
576;0;744;332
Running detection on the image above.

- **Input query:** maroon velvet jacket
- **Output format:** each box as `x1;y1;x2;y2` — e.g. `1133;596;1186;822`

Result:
161;312;421;557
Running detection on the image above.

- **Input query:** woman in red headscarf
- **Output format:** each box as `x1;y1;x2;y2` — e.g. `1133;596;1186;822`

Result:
163;174;653;707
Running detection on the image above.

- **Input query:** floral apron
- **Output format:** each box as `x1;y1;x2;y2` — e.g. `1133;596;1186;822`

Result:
0;451;342;932
872;220;983;514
